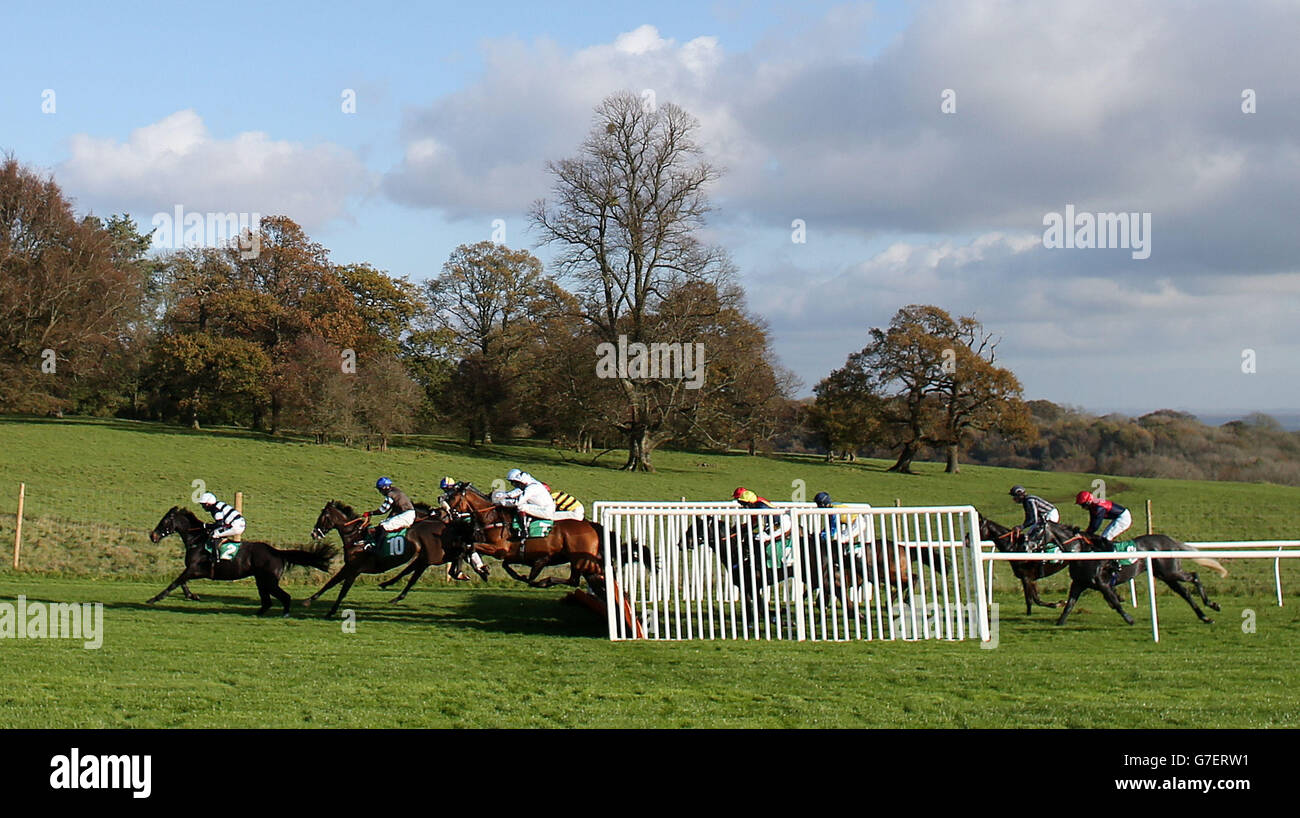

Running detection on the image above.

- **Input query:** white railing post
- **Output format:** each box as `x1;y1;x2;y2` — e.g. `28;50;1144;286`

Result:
1146;556;1159;643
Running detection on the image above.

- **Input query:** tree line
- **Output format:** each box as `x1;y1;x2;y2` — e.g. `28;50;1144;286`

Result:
2;91;1076;476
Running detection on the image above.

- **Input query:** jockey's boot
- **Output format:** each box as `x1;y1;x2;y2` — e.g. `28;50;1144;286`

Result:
469;551;490;581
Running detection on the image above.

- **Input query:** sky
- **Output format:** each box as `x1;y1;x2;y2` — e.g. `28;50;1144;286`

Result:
3;0;1297;417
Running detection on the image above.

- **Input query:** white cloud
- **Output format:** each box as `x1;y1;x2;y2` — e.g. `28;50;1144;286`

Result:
59;110;372;230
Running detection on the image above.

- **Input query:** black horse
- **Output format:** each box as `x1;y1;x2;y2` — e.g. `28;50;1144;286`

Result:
976;513;1090;615
1055;527;1227;626
148;506;335;616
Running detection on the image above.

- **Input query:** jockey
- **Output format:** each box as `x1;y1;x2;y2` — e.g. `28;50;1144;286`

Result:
198;492;244;565
499;468;556;536
814;491;864;546
1010;485;1058;549
1076;491;1131;542
364;477;415;551
733;488;792;562
436;475;488;581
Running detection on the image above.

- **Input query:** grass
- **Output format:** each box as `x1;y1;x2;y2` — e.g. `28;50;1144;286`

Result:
0;416;1298;728
1;575;1297;728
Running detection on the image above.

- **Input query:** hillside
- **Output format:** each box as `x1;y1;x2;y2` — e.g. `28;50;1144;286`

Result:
1;416;1297;578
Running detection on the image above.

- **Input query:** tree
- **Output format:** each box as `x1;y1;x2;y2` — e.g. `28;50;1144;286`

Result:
810;351;884;461
531;92;734;471
422;242;545;443
354;353;422;451
0;158;153;414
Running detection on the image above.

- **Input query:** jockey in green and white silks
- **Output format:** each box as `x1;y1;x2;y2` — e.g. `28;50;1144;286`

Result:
734;487;794;568
198;492;244;562
499;469;556;538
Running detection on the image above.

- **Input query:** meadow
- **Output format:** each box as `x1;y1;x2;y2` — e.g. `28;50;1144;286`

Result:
1;416;1297;728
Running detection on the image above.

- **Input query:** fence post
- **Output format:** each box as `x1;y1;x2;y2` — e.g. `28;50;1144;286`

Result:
13;483;24;570
1146;556;1159;643
1146;499;1153;535
234;491;243;542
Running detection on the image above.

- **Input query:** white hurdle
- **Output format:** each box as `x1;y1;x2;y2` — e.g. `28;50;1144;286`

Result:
597;503;984;642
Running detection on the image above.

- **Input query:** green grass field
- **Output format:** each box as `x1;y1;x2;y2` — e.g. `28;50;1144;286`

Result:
1;416;1298;728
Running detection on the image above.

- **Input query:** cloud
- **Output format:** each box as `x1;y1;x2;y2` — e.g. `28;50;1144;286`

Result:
59;110;372;231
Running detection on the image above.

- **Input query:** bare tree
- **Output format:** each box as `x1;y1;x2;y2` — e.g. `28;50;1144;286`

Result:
531;92;733;471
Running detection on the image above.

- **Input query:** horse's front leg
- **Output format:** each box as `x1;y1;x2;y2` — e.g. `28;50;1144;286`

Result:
1094;578;1135;625
1055;579;1087;626
525;557;555;588
181;581;201;601
501;561;532;584
306;562;352;605
149;566;200;604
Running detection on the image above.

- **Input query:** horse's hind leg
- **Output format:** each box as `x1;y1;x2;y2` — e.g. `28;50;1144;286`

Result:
1187;571;1221;612
328;572;360;619
1163;574;1214;623
253;573;275;616
390;558;429;603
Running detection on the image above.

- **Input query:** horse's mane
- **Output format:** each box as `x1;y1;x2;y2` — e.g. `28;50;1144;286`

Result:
174;506;202;524
459;482;492;501
328;499;358;518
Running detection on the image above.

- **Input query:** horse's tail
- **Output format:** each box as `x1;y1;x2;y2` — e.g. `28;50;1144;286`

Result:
1191;557;1229;578
1145;534;1229;578
275;541;337;572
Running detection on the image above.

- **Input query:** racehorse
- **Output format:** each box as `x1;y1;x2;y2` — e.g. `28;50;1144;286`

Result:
677;513;948;608
147;506;335;616
1055;527;1227;626
976;513;1089;615
443;482;629;596
305;500;479;617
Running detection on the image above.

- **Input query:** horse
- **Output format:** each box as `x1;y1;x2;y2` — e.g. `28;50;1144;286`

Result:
147;506;335;616
677;513;947;608
305;500;479;617
976;513;1089;615
1055;527;1227;626
443;482;618;595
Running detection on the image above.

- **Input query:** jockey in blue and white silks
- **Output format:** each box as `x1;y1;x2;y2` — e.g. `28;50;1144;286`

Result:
1010;485;1058;549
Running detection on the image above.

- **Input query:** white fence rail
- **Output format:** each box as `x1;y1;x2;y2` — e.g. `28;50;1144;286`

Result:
973;545;1300;642
596;503;983;642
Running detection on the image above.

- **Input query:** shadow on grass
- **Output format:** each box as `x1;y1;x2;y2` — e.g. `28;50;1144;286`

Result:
102;583;609;637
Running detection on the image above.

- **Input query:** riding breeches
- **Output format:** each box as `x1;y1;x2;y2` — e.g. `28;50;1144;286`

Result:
380;510;416;531
1100;510;1132;540
211;519;245;540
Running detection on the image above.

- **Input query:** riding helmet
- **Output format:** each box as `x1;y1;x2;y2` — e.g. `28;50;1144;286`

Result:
1075;490;1094;505
376;477;393;491
814;491;833;507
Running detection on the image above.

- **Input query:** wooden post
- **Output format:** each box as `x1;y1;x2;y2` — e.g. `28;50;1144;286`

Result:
895;498;901;507
1146;499;1153;535
234;491;243;542
13;483;25;569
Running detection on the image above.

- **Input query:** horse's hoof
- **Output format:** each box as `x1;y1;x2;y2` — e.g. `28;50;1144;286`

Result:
1202;617;1214;624
281;612;291;619
302;598;314;608
388;596;404;604
1210;603;1221;612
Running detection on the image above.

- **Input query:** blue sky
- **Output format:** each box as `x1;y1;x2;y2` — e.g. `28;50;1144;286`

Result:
3;1;1297;417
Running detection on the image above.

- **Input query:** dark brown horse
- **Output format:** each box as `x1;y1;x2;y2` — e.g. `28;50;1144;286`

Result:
443;483;609;594
976;513;1088;615
1056;528;1227;626
304;500;478;617
147;506;335;616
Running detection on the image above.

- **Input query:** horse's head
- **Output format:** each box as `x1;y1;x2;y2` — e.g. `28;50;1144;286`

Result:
446;483;492;516
150;506;183;543
311;500;358;541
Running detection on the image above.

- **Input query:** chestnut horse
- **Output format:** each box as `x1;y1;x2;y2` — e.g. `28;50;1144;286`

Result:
443;483;609;594
304;500;478;617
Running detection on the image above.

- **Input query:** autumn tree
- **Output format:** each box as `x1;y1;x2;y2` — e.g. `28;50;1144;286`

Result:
0;158;154;414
